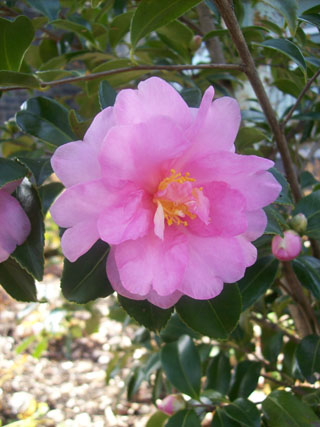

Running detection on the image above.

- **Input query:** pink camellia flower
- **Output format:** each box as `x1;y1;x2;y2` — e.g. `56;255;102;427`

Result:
50;77;281;308
157;394;185;415
272;230;302;261
0;181;31;262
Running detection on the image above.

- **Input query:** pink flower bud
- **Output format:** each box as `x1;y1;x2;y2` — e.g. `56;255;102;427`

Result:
157;394;185;415
290;213;307;233
272;230;302;261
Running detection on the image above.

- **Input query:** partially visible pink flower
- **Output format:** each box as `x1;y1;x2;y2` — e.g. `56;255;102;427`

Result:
157;394;185;415
272;230;302;261
0;181;31;263
50;77;281;308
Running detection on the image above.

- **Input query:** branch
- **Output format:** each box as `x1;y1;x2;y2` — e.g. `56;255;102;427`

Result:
282;69;320;126
0;63;245;92
214;0;301;202
250;314;300;344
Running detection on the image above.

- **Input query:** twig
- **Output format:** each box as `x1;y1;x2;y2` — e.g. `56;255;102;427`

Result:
250;314;300;344
0;63;245;92
282;69;320;126
214;0;301;203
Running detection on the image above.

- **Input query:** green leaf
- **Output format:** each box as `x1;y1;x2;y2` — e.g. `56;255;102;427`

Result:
224;398;261;427
261;0;298;36
109;11;134;48
259;39;306;74
293;190;320;240
238;256;279;311
161;335;201;399
0;71;40;89
51;20;95;44
16;96;76;146
211;408;240;427
165;409;201;427
296;335;320;383
176;284;242;339
180;88;201;108
130;0;202;48
235;127;266;151
17;158;53;186
25;0;60;21
38;182;64;215
261;328;283;364
269;168;293;206
61;240;113;304
0;16;34;71
118;296;173;332
68;110;91;140
292;256;320;299
206;353;231;395
146;411;168;427
11;182;44;281
0;257;37;302
0;158;28;189
300;171;319;189
99;81;117;109
157;20;193;61
264;205;285;235
160;313;201;343
262;390;320;426
229;361;261;400
274;79;301;97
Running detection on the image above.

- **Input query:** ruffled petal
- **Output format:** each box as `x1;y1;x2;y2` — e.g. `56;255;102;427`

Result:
50;180;110;228
99;115;189;192
61;219;99;262
0;190;31;263
84;107;114;151
243;209;268;241
51;141;101;187
114;77;193;129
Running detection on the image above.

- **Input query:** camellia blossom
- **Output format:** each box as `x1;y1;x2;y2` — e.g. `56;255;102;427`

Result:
50;77;281;308
0;181;31;263
272;230;302;261
157;394;186;415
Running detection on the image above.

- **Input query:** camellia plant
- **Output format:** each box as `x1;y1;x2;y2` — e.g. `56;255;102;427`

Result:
0;0;320;425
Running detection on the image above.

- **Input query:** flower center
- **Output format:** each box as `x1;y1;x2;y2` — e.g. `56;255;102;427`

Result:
154;169;199;227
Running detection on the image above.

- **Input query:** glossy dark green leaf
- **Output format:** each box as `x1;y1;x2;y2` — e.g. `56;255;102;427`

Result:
262;390;320;426
127;353;161;399
11;182;44;281
211;408;240;427
176;284;241;339
206;353;231;394
17;158;53;186
109;11;133;48
300;171;319;189
0;16;34;71
293;190;320;240
235;127;266;151
238;256;279;311
61;240;113;303
99;81;117;109
157;20;193;61
118;296;173;332
25;0;60;20
264;205;286;235
0;158;28;189
261;327;283;364
16;96;75;146
166;409;201;427
300;13;320;27
146;411;168;427
0;257;36;302
130;0;202;48
224;398;260;427
68;110;91;140
259;39;306;74
269;168;293;205
38;182;64;215
296;335;320;383
51;20;95;44
180;88;202;108
161;335;201;399
0;71;40;89
229;361;261;400
292;256;320;299
274;79;301;97
160;313;201;343
261;0;298;35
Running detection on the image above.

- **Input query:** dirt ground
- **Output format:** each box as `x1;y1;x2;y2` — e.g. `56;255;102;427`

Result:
0;276;155;426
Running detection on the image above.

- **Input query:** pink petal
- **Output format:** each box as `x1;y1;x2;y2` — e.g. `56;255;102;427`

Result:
1;180;20;193
51;141;101;187
99;116;189;192
112;229;188;297
114;77;193;129
188;182;247;237
50;180;110;228
84;107;115;151
185;86;214;141
243;209;268;241
61;219;99;262
0;190;31;263
97;187;153;245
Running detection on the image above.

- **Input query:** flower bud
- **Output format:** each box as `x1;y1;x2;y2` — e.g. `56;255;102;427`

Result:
157;394;186;415
190;35;202;52
272;230;302;261
290;213;308;234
